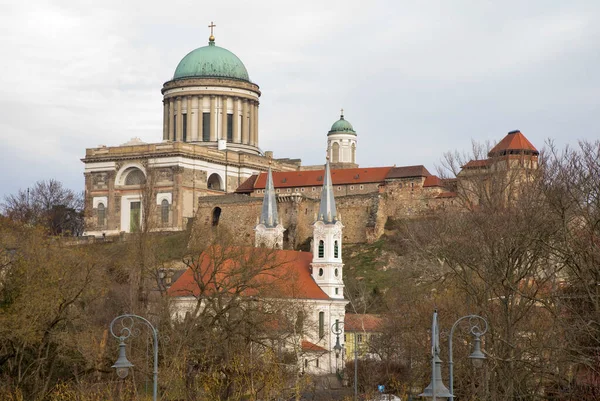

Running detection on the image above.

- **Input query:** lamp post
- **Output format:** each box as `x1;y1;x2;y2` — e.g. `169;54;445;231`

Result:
331;321;358;401
419;310;488;400
448;314;488;397
110;314;159;401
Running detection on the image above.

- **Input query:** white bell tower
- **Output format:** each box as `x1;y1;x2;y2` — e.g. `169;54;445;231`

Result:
311;158;344;299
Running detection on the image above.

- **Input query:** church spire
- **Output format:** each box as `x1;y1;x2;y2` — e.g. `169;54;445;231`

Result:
260;165;279;227
318;158;338;223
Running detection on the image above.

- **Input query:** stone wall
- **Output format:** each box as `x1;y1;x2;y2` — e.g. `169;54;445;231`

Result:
194;191;387;248
192;180;458;249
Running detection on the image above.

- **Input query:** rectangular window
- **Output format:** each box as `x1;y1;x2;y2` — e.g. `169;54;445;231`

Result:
335;288;339;295
173;117;177;140
357;334;363;343
130;201;141;233
316;358;319;368
202;112;211;141
182;113;187;142
227;114;233;142
319;311;324;338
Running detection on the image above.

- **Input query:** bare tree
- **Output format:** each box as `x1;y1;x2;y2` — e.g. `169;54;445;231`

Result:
1;179;83;236
402;146;566;400
542;140;600;399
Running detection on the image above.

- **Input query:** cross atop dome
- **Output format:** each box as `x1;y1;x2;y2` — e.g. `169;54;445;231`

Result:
208;21;216;43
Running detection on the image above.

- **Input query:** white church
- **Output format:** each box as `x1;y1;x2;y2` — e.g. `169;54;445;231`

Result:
167;160;348;374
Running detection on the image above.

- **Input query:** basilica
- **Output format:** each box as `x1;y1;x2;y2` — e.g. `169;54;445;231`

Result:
81;26;538;241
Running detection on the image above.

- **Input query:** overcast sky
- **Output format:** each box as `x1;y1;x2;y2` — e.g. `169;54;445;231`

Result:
1;0;599;199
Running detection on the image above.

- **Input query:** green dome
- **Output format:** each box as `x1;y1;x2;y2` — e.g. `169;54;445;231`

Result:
173;40;250;82
328;114;356;135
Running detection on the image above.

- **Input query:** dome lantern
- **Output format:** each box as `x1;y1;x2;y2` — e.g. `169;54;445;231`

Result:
328;109;356;135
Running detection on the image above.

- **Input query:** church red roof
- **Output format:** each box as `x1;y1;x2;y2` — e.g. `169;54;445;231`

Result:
167;247;329;300
249;167;393;190
302;340;328;352
488;130;539;156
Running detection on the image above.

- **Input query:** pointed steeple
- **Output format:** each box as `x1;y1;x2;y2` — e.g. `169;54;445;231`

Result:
318;158;338;223
260;165;279;227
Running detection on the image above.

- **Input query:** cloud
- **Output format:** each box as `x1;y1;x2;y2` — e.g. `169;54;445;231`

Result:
0;0;599;198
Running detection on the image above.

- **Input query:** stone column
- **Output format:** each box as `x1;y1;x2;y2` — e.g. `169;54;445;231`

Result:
162;100;168;140
191;96;198;141
198;95;204;141
186;96;192;142
253;101;259;147
232;97;240;143
248;100;254;146
209;95;216;142
168;99;174;141
176;97;182;141
241;99;249;144
221;96;228;141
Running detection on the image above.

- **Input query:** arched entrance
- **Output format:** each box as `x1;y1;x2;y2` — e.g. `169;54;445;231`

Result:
212;207;222;226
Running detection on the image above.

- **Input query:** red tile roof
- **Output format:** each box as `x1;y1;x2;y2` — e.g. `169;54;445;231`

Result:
344;314;383;332
235;174;258;193
386;165;431;179
302;340;328;352
488;130;539;156
462;159;489;169
250;167;394;190
167;247;329;300
423;175;443;187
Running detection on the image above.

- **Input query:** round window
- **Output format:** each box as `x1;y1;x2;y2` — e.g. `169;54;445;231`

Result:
334;268;339;277
319;268;324;276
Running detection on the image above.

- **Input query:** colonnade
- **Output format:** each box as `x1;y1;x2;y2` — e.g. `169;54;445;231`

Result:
162;95;259;147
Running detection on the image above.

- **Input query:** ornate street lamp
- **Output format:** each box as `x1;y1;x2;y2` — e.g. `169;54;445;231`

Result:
112;338;134;379
331;321;358;401
110;314;159;401
448;314;488;396
420;310;488;400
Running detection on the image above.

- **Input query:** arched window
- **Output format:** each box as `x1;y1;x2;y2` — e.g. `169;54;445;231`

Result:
295;311;304;333
318;240;324;258
319;312;325;338
332;142;340;163
334;240;339;258
161;199;169;224
125;168;146;185
207;173;223;191
212;207;222;226
97;203;105;227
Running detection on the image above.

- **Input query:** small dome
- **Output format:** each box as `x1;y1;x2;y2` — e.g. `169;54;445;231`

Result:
328;113;356;135
173;39;250;82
